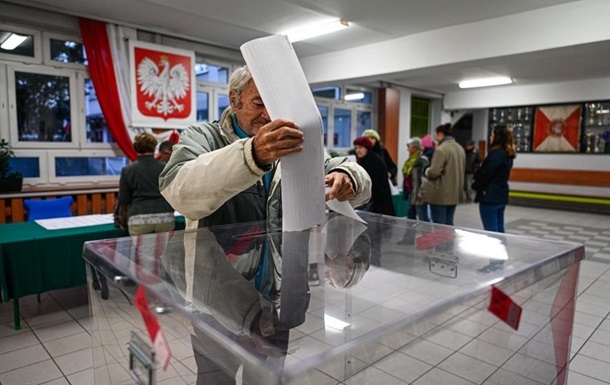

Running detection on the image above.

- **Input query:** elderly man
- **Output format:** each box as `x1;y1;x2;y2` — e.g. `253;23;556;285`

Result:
159;66;371;229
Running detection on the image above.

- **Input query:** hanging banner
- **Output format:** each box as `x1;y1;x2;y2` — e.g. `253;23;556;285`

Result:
129;40;196;129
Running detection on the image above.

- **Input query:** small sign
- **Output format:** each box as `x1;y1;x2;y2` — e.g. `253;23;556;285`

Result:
488;286;522;330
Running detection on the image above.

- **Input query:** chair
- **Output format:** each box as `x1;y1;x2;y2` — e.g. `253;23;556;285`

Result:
23;197;74;221
22;197;75;302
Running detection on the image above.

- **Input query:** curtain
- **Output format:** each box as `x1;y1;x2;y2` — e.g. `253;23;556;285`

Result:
79;18;138;161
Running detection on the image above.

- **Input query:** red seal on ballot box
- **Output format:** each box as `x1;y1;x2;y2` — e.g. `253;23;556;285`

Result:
488;286;522;330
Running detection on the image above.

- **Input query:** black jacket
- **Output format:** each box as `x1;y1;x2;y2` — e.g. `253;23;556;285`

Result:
358;151;395;216
371;142;397;182
472;149;513;205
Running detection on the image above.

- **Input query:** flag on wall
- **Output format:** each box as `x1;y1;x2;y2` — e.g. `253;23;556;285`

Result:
129;41;196;129
533;105;581;152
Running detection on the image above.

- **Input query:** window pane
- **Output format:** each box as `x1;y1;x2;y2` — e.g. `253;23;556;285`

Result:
194;63;228;84
85;79;114;143
318;106;329;146
16;71;71;142
356;110;372;137
0;30;35;57
334;108;352;147
50;39;87;65
55;157;127;177
218;94;229;119
9;157;39;178
345;89;373;104
313;87;341;100
197;92;209;122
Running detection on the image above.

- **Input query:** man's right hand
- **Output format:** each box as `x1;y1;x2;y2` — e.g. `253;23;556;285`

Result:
252;119;304;167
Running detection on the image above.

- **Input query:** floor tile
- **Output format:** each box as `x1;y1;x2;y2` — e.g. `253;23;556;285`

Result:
54;348;93;376
43;331;91;357
0;359;63;385
0;345;50;374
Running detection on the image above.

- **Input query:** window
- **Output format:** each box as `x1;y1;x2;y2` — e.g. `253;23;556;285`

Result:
50;38;87;65
84;79;113;143
196;91;209;122
314;85;376;151
194;62;228;84
218;94;229;119
356;110;372;137
54;156;127;177
318;106;329;145
15;71;72;142
8;157;39;178
313;86;341;100
0;24;41;63
333;108;352;148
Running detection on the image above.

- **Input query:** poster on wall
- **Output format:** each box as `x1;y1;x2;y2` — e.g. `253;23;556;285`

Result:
129;40;196;129
533;105;581;152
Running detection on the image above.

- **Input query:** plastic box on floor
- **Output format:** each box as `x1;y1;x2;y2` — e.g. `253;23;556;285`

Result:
83;211;584;385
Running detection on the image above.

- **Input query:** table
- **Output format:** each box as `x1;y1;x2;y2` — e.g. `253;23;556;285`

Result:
0;216;185;330
84;212;584;384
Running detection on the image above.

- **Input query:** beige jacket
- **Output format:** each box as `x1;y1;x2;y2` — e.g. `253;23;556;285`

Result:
424;138;466;205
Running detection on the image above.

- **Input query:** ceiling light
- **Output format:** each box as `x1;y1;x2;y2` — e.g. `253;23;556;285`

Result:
345;92;365;101
1;33;28;50
285;20;349;43
458;76;512;89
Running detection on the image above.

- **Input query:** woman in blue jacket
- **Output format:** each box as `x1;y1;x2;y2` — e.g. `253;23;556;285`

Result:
472;125;516;233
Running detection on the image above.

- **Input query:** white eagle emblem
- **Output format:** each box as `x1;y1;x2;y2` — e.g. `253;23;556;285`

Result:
137;55;190;116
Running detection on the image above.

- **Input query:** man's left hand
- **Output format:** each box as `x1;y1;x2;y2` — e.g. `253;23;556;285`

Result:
325;172;355;202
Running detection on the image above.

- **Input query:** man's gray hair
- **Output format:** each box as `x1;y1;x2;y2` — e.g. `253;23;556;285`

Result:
229;66;252;92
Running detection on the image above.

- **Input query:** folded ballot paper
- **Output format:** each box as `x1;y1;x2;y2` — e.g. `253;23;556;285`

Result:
241;35;364;231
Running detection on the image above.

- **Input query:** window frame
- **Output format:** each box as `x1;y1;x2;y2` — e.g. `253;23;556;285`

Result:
7;63;81;149
0;23;42;64
43;31;87;70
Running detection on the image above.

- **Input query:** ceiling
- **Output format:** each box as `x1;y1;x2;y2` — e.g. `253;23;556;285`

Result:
6;0;608;94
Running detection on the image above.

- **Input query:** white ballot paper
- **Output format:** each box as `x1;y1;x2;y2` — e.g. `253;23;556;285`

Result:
241;35;325;231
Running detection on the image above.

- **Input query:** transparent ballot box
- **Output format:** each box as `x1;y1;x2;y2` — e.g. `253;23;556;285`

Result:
83;212;584;385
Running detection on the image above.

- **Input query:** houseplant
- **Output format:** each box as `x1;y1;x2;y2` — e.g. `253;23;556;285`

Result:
0;138;23;193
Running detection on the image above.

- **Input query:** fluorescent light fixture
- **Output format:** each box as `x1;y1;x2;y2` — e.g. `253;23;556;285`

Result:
285;20;349;43
324;314;350;330
458;76;512;89
345;92;365;101
1;33;28;50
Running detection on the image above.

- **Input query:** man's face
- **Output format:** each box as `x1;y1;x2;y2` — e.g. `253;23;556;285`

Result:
230;80;271;136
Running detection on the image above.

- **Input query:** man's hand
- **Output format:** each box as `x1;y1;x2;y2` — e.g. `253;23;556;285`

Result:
325;172;355;202
252;119;304;167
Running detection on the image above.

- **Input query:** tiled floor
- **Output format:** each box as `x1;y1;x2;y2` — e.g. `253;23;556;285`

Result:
1;203;609;384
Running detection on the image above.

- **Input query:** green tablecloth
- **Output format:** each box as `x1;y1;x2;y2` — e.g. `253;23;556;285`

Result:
0;216;186;303
392;194;409;217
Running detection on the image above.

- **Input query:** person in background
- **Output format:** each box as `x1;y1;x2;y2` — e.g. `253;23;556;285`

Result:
464;139;481;202
424;123;466;225
116;132;175;236
421;134;435;165
353;137;395;216
402;137;429;221
362;129;398;185
157;140;176;163
472;125;516;233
